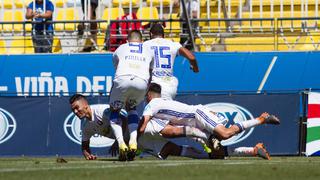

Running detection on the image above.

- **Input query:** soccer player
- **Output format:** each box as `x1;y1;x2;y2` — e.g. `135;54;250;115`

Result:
109;30;154;160
138;83;280;152
69;94;128;161
143;23;199;100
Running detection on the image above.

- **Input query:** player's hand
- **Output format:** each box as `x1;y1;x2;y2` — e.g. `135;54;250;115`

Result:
83;151;97;160
190;65;199;73
85;154;97;160
109;141;119;157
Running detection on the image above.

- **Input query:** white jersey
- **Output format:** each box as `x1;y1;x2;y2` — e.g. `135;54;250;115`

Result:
113;42;154;82
82;105;127;141
143;98;201;127
143;38;182;77
143;98;228;132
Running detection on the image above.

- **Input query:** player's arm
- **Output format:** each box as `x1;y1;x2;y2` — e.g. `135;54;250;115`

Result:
178;47;199;73
81;140;97;160
137;115;152;138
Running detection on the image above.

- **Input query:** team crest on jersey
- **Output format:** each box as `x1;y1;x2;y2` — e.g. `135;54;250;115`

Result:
0;108;17;144
205;103;255;146
64;104;115;148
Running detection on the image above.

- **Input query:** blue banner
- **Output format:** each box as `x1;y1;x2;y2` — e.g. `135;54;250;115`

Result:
0;93;300;156
1;52;320;96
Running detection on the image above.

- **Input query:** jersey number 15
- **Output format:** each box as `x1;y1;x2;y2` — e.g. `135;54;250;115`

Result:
151;46;171;69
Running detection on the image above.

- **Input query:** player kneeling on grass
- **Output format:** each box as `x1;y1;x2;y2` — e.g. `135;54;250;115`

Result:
69;94;128;161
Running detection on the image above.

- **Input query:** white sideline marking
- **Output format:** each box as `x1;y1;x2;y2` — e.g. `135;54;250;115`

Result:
0;160;279;173
0;86;8;91
257;56;278;93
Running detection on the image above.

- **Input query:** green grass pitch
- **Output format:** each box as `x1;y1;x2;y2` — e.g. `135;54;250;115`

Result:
0;156;319;180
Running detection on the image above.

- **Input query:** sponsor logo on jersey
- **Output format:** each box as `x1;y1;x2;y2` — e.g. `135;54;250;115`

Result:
0;108;17;144
205;103;255;146
64;104;115;148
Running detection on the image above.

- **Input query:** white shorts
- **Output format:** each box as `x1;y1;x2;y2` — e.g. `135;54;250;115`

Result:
109;75;148;109
151;75;178;100
138;118;169;158
194;106;228;132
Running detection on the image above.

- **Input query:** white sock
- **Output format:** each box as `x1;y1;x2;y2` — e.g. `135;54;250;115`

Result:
180;146;208;159
128;123;138;146
185;126;210;142
239;119;261;130
110;122;125;145
232;147;254;156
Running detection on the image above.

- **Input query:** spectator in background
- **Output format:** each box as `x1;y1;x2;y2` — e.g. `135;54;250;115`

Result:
180;0;199;50
105;12;142;52
26;0;54;53
78;0;99;52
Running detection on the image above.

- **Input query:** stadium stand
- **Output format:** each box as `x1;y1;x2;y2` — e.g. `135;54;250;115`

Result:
7;36;34;54
1;0;320;54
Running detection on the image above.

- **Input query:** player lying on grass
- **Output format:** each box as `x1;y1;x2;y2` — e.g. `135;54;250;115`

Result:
69;94;128;161
137;83;279;159
138;115;271;160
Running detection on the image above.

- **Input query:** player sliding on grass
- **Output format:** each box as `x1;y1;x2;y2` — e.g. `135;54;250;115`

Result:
137;83;280;159
69;94;128;161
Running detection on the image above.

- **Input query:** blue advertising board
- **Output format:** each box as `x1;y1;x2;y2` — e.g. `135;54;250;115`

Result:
0;93;300;156
1;52;320;96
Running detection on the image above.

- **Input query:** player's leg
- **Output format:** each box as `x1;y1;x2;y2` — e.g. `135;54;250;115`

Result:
109;77;131;160
231;143;271;160
138;121;208;159
156;121;212;153
151;76;178;100
195;108;280;140
125;76;148;160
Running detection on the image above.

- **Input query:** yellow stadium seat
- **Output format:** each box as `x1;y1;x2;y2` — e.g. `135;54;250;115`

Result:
113;0;139;7
14;0;24;8
55;8;79;31
8;37;34;54
100;7;125;31
146;0;170;6
164;13;181;34
225;36;275;51
53;0;66;8
52;37;62;53
165;37;180;43
97;35;105;49
137;7;159;26
0;0;13;8
195;37;220;52
0;10;24;32
0;39;6;54
251;0;303;6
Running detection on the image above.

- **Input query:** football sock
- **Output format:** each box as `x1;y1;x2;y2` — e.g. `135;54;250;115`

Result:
184;126;210;141
232;147;255;156
110;122;125;145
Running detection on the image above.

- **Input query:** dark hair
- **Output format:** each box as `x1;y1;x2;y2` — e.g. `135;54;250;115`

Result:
127;30;142;41
150;23;164;37
69;94;87;104
148;83;161;94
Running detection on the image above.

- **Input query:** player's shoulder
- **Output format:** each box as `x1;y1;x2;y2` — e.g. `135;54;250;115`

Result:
90;104;110;115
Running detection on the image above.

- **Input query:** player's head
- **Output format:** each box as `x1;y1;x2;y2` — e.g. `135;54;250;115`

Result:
146;83;161;102
150;23;164;39
69;94;90;119
36;0;43;4
127;30;143;42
